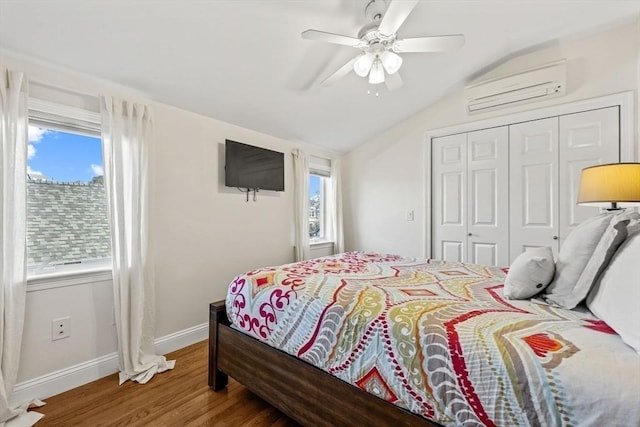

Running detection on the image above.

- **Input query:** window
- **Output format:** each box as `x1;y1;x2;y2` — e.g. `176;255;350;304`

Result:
309;155;332;243
27;99;110;277
309;173;327;241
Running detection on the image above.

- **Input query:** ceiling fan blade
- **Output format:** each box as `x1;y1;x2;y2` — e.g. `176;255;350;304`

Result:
378;0;419;36
385;72;403;91
302;30;364;48
394;34;465;53
321;57;358;86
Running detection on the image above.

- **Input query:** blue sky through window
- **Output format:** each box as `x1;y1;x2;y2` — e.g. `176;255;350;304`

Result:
309;174;320;197
28;126;103;183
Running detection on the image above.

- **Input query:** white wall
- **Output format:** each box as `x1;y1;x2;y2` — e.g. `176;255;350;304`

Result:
343;21;640;258
0;53;338;391
151;103;298;337
21;278;116;381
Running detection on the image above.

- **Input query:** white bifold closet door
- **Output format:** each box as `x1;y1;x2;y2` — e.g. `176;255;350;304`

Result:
509;106;619;261
509;117;560;260
432;105;620;266
467;127;509;266
432;127;509;266
558;107;620;241
432;133;467;262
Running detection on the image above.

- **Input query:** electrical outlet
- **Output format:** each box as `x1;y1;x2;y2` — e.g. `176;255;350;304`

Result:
52;316;70;341
406;210;415;221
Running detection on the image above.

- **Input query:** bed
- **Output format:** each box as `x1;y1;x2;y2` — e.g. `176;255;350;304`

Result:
209;248;640;426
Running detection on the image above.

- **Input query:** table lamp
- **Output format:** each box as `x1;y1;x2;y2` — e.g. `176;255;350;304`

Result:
577;163;640;210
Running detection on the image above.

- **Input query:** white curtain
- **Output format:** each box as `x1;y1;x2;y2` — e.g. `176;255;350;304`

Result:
328;158;344;254
101;96;174;385
292;149;310;261
0;70;43;426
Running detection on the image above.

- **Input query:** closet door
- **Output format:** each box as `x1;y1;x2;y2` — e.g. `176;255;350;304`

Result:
466;127;509;266
509;117;560;261
559;107;620;241
432;133;467;262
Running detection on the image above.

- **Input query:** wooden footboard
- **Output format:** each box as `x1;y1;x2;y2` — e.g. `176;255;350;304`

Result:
209;300;439;427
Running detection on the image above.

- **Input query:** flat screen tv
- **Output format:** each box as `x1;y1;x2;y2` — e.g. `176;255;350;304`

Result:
225;140;285;191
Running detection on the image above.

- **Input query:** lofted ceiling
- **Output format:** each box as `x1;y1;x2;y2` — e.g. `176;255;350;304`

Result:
0;0;639;153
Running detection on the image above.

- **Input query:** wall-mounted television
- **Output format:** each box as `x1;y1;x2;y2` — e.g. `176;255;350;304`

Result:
224;140;285;191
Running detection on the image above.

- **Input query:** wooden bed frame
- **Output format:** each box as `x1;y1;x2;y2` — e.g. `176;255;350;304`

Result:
208;300;440;426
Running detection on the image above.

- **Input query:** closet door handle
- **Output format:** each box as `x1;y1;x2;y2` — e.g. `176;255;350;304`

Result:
552;236;558;240
468;233;472;237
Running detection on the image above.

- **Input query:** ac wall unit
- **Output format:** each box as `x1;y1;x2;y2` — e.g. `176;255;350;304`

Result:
465;60;567;113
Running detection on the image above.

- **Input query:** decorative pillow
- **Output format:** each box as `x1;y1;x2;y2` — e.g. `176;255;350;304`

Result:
543;213;616;306
504;247;555;299
587;230;640;354
543;211;636;309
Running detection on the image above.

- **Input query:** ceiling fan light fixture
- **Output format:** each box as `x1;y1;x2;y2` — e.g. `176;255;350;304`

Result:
353;53;375;77
380;51;403;74
368;59;385;84
304;0;464;90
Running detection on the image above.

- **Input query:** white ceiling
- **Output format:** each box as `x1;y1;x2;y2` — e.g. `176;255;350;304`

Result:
1;0;639;153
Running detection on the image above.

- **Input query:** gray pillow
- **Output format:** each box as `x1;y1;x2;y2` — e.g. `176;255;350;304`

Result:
544;211;638;309
504;247;555;299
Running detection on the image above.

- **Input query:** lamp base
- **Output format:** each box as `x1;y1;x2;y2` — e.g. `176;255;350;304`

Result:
604;202;623;211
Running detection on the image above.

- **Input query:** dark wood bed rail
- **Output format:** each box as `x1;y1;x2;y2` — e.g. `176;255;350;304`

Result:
208;301;229;391
209;300;440;427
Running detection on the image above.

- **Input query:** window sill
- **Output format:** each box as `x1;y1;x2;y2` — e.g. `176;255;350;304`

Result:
310;240;334;249
27;268;113;292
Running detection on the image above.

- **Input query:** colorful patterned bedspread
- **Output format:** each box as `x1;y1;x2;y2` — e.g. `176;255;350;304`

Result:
226;252;640;426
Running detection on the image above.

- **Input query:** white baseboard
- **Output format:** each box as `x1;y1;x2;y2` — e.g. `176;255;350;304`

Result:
154;322;208;356
12;322;208;402
11;352;119;404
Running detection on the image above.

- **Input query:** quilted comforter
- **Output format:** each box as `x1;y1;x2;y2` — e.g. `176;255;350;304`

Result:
226;252;640;426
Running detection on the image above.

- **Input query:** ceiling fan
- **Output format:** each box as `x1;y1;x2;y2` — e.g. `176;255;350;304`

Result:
302;0;465;91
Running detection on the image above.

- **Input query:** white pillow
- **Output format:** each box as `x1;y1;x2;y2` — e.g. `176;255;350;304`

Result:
587;230;640;354
544;211;634;309
504;247;555;299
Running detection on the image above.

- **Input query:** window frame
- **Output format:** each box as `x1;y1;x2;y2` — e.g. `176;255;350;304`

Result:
309;156;333;246
26;98;112;285
309;172;328;243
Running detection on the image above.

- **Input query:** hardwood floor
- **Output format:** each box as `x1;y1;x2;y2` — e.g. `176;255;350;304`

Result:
33;341;300;426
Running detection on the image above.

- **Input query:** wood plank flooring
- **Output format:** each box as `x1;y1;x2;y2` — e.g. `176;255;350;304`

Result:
33;340;300;426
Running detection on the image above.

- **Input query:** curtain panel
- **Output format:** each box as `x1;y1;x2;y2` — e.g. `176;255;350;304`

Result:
0;69;43;426
328;158;344;254
101;96;174;385
292;149;310;261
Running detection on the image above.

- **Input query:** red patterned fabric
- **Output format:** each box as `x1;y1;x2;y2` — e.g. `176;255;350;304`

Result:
226;252;640;426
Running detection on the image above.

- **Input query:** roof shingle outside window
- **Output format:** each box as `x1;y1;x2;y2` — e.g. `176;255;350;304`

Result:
27;177;111;268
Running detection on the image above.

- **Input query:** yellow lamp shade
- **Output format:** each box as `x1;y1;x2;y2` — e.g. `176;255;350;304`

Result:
578;163;640;208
